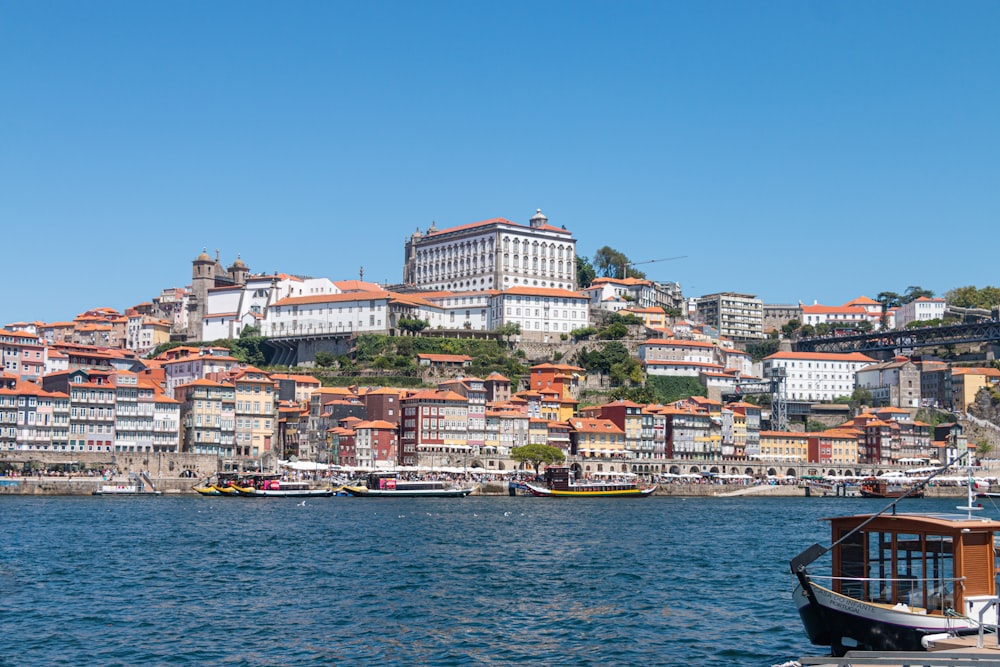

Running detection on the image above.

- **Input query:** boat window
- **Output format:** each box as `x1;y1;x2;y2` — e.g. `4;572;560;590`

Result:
868;531;895;603
837;530;866;599
895;533;924;606
924;535;955;612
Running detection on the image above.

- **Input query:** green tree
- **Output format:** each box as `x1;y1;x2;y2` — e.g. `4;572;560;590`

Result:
598;321;629;340
781;319;801;338
610;358;643;387
314;351;337;367
850;387;873;411
496;322;521;347
398;318;429;333
976;439;995;462
609;385;654;403
576;255;597;288
576;341;631;374
902;286;934;304
945;285;1000;310
227;326;267;366
646;376;706;403
744;339;780;362
593;246;627;278
511;444;566;475
877;291;902;329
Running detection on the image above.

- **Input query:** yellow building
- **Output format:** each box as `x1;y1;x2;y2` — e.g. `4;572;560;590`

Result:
622;306;668;330
231;366;277;458
758;430;810;463
950;367;1000;411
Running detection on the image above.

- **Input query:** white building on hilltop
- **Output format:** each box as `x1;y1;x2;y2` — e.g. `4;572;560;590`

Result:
895;297;947;329
402;209;577;293
490;286;590;342
762;351;877;402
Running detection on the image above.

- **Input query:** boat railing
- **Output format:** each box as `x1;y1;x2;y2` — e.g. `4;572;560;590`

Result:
977;597;1000;647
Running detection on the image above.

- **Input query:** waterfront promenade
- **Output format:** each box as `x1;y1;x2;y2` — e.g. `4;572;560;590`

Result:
0;473;974;497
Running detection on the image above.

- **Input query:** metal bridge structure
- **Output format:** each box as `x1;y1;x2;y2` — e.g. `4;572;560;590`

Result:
793;320;1000;357
722;368;787;431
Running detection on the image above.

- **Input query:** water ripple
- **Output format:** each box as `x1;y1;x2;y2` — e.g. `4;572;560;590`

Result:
1;494;982;665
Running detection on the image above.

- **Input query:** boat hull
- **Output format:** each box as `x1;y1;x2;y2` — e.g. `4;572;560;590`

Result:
247;488;335;498
794;579;976;655
525;483;656;498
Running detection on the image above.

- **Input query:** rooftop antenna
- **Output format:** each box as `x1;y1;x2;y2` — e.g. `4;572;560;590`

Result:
359;266;364;281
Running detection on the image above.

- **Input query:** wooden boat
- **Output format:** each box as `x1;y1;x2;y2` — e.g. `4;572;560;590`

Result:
791;456;1000;656
524;466;656;498
342;472;475;498
859;477;924;499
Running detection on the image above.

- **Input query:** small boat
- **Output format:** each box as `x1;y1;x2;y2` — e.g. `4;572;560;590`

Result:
93;472;162;496
342;472;475;498
791;455;1000;656
93;484;161;496
803;480;859;498
859;476;924;499
524;466;656;498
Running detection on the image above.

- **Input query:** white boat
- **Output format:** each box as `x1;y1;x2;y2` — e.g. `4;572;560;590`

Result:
343;472;474;498
93;484;161;496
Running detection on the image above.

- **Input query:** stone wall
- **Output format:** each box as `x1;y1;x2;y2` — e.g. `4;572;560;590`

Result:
0;451;220;480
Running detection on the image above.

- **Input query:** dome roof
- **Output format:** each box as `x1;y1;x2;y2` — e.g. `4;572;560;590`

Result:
529;208;548;227
195;248;212;263
231;254;247;269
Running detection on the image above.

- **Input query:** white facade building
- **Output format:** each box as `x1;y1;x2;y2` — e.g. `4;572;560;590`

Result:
895;297;947;329
490;286;590;342
403;209;577;293
761;351;877;402
583;277;657;310
202;275;344;341
414;291;493;331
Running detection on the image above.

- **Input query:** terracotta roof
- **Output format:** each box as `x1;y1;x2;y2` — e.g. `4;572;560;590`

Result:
500;286;588;299
765;351;877;363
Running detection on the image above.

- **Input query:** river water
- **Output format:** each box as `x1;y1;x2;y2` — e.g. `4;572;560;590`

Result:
2;494;992;666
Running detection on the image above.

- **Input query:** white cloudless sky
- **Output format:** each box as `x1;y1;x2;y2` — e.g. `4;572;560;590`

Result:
2;0;998;325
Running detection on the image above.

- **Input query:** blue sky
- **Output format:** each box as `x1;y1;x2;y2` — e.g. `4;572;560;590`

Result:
2;1;998;326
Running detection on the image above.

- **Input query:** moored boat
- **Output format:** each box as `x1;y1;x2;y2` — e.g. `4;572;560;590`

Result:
524;466;656;498
859;476;924;499
342;472;475;498
196;473;336;498
791;456;1000;656
93;484;162;496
